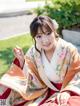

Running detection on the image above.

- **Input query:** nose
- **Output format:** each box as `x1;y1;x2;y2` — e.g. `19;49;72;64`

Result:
41;36;48;43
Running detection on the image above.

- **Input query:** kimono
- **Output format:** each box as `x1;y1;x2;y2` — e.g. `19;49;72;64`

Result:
0;38;80;106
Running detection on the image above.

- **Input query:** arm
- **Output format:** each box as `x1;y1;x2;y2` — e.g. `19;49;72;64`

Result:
58;46;80;101
13;46;25;69
57;45;80;105
13;45;35;69
62;46;80;91
1;46;47;101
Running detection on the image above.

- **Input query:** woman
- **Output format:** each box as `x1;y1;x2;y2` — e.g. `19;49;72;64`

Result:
0;16;80;106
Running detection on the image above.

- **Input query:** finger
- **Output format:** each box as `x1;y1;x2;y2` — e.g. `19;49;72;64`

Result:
60;99;67;104
13;50;22;60
57;93;61;105
14;48;23;56
60;97;67;104
14;47;21;52
16;45;21;49
15;47;24;56
60;93;70;105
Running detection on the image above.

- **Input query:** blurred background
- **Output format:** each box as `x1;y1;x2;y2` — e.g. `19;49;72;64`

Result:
0;0;80;77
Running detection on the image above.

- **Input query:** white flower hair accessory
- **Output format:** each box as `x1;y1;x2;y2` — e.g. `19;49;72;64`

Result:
52;19;59;30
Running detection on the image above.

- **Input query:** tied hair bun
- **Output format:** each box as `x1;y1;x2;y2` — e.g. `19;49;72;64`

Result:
52;19;59;30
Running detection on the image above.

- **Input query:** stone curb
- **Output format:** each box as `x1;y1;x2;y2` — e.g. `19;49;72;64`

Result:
0;10;33;18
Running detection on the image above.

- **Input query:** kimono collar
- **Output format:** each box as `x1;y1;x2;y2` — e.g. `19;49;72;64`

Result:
34;40;61;91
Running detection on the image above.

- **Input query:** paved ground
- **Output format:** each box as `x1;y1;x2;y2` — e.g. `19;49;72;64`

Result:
0;1;45;13
0;1;45;40
0;13;36;40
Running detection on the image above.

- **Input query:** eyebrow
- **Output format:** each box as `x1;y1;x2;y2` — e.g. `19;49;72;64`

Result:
37;31;51;34
37;33;44;35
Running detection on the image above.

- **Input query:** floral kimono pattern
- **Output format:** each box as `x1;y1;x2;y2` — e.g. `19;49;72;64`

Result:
0;38;80;106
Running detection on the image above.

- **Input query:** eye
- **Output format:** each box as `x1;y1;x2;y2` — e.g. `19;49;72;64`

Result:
36;35;42;39
46;32;51;36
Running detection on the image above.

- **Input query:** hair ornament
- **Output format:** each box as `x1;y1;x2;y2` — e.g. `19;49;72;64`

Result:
52;19;59;29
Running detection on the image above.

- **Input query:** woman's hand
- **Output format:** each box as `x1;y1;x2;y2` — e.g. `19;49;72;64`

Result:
13;46;25;68
57;92;70;106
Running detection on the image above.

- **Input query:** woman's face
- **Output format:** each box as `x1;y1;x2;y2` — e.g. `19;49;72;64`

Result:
35;27;57;52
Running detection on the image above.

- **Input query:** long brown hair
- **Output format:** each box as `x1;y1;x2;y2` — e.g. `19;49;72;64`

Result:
30;15;59;53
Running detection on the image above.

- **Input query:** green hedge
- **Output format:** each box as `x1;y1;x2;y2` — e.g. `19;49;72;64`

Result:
34;0;80;33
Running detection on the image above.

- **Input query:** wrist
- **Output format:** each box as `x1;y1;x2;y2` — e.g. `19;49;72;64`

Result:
20;59;25;69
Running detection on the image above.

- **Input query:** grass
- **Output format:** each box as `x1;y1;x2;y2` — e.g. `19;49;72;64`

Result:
0;34;33;77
